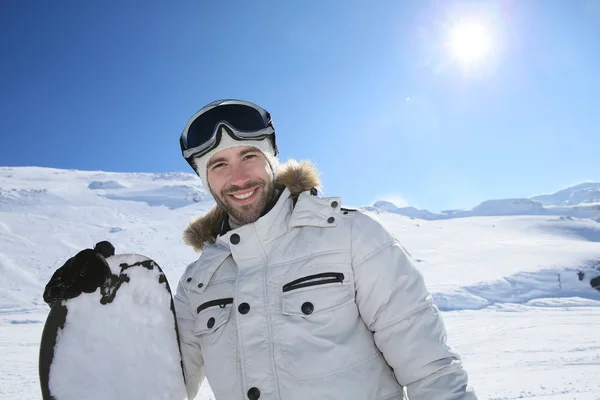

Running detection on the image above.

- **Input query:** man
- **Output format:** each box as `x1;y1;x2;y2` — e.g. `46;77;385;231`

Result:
175;99;477;400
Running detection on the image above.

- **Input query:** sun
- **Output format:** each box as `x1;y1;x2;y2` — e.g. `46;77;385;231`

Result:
449;22;492;68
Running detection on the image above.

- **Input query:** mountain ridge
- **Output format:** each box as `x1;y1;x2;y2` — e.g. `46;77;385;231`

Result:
371;182;600;220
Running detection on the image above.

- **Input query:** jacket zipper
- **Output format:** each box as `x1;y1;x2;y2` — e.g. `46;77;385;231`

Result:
282;272;345;293
197;298;233;314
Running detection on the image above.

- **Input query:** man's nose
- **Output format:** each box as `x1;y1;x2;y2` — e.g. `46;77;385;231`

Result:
229;164;250;185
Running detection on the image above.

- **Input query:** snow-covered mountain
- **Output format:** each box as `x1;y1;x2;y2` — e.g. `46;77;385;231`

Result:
371;201;443;220
530;182;600;207
2;166;600;400
369;182;600;220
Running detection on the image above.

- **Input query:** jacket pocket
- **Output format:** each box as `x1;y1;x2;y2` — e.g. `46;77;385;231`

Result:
277;270;378;380
281;273;352;316
195;298;233;336
194;297;237;394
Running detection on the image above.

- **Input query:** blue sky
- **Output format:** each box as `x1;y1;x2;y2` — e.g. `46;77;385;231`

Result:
2;1;599;211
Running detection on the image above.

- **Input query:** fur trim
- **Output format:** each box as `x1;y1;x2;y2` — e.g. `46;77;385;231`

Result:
183;159;321;251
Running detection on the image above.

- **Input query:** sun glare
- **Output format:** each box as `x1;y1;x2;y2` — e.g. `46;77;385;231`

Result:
449;22;492;69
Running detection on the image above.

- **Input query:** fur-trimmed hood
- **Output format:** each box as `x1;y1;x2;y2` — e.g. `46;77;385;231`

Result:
183;159;321;251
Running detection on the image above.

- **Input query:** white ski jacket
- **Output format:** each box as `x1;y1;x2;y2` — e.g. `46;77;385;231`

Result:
174;160;477;400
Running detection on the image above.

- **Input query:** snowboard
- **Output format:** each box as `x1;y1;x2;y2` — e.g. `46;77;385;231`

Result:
39;252;187;400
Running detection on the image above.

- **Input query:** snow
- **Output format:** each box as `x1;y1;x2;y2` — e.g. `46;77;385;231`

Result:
1;165;599;399
87;180;128;190
445;305;600;400
471;198;546;216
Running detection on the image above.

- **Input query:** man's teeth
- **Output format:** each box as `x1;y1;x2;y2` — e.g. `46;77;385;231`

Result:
232;190;255;200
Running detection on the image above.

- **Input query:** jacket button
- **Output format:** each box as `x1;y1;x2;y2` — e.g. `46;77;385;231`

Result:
230;234;240;245
327;217;335;224
331;200;339;208
197;282;203;288
301;302;314;315
207;317;215;329
247;387;260;400
238;302;250;314
186;277;192;282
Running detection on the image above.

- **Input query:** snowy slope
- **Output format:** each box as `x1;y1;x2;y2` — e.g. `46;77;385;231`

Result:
1;166;599;400
367;211;600;310
0;166;211;312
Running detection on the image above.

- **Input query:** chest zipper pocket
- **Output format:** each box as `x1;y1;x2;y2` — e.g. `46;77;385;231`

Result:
282;272;345;293
195;298;233;336
197;298;233;313
281;272;353;317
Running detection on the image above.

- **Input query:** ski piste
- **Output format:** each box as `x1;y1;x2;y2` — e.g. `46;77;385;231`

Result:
39;253;186;400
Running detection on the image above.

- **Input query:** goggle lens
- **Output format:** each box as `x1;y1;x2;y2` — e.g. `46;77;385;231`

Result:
184;104;268;149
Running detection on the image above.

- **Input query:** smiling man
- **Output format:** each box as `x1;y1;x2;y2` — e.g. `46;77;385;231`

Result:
175;99;478;400
203;142;277;226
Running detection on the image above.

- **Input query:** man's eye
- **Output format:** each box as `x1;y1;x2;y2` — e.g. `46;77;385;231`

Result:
244;154;257;161
212;163;225;170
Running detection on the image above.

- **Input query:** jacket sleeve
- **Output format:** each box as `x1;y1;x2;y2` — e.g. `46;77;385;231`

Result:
350;211;478;400
174;274;205;399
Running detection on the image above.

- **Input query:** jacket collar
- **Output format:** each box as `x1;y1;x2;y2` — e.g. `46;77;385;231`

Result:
218;188;285;236
183;159;321;251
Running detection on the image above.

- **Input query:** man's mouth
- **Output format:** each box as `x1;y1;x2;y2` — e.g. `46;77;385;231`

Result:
232;190;255;200
227;187;260;203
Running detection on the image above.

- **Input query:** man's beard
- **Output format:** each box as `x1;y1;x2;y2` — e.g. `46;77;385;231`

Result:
212;178;277;226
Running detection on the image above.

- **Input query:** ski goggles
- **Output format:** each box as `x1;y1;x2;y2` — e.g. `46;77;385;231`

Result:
179;99;278;162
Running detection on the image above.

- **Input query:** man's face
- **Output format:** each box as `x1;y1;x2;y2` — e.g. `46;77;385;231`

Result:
206;146;276;225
